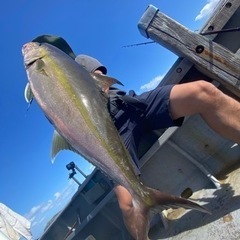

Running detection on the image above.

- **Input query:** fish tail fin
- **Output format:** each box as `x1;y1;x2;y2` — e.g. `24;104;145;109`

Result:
122;199;151;240
147;187;210;214
124;187;210;240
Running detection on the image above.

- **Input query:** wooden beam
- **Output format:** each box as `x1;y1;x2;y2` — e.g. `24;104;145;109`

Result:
138;4;240;96
200;0;240;42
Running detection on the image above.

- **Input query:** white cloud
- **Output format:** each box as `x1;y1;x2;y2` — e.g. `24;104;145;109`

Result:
195;0;220;21
140;75;164;92
29;215;36;224
56;181;78;203
30;220;37;227
41;200;53;213
26;181;78;238
38;216;46;224
28;205;41;216
54;192;61;200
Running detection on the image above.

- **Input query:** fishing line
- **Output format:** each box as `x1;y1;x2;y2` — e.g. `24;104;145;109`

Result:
122;41;155;48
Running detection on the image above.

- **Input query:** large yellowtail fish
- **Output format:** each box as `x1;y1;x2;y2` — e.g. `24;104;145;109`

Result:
22;42;210;240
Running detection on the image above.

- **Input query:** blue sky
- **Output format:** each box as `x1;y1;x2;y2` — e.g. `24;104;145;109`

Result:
1;0;220;239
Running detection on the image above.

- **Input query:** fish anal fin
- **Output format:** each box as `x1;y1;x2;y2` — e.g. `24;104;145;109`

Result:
147;187;211;215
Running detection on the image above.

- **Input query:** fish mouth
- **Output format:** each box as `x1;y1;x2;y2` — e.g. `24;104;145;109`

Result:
22;42;43;68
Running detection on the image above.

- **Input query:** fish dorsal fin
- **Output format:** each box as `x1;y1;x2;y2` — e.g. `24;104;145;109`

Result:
51;130;77;163
90;73;124;92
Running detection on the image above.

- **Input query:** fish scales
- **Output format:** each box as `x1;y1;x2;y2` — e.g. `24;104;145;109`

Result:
23;42;139;194
22;42;210;240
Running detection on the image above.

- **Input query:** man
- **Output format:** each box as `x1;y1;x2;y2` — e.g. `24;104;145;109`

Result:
75;54;240;237
29;35;240;237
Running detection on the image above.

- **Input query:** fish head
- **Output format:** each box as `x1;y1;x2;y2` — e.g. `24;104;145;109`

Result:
22;42;61;83
22;42;124;104
22;42;46;68
22;42;55;108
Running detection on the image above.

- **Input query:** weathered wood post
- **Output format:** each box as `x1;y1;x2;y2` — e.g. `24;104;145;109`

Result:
138;0;240;96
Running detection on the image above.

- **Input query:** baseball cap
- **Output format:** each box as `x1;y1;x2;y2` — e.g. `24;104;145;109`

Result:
32;35;76;59
75;54;107;74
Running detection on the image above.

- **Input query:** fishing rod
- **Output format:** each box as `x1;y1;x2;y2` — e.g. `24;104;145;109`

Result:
122;26;240;48
200;26;240;35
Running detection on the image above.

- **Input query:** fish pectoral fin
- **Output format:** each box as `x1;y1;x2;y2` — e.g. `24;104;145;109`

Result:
90;73;124;92
24;82;34;103
51;130;77;163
